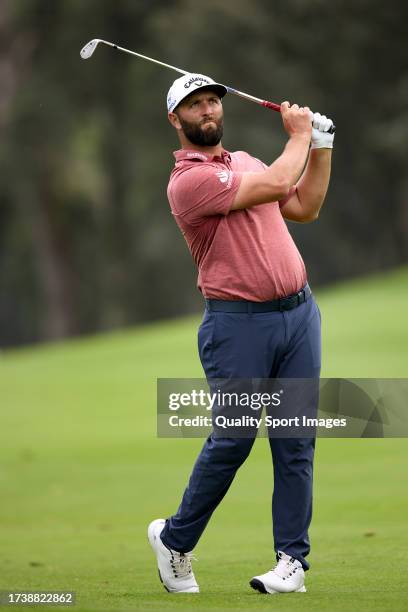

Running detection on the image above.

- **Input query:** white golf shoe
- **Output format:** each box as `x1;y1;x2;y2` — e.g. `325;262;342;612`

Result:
250;550;306;594
148;518;199;593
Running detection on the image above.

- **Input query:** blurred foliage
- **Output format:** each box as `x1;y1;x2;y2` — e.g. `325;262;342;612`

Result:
0;0;407;346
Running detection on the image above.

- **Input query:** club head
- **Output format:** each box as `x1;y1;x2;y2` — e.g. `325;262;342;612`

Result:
80;39;101;59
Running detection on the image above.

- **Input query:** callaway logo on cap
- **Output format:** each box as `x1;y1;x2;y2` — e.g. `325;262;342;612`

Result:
167;73;227;112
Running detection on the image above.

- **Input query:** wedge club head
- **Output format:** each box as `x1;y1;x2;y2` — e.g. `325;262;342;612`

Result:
80;39;102;59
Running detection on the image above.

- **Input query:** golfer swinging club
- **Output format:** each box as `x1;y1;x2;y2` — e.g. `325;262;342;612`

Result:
148;73;334;594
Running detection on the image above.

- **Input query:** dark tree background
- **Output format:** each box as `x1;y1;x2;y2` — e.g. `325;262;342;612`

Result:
0;0;407;347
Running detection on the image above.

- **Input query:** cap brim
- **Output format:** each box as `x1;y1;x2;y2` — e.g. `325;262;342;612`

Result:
198;84;228;99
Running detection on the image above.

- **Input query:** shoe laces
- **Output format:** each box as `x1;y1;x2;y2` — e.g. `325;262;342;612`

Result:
270;553;299;580
170;550;197;579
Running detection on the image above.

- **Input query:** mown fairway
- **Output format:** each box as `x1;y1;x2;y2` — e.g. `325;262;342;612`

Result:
1;267;407;611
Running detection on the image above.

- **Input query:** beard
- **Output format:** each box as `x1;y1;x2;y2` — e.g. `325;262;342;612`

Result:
178;115;224;147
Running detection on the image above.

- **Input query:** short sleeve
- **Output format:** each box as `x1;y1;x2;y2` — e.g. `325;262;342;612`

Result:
279;185;297;208
168;164;243;225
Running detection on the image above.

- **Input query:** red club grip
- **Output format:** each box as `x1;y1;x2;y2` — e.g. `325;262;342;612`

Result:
262;100;281;112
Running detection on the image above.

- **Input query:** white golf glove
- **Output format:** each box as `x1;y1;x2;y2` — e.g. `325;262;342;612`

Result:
310;112;335;149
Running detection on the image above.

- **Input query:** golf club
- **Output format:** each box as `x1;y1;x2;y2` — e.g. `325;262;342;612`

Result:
80;38;335;133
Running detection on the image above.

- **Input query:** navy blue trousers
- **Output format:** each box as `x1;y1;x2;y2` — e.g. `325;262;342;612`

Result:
161;294;321;571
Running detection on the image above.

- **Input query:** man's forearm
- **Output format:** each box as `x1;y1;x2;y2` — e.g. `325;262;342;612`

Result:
268;134;311;194
231;134;311;210
296;148;332;219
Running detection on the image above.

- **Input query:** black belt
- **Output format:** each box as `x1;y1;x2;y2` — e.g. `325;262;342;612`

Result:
205;284;312;313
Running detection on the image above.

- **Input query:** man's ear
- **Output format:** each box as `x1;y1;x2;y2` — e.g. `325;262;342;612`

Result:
168;111;181;130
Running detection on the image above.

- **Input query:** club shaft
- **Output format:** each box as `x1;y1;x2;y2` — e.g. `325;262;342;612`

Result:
106;41;187;76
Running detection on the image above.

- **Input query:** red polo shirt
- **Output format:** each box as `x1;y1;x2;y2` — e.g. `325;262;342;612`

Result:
167;148;307;301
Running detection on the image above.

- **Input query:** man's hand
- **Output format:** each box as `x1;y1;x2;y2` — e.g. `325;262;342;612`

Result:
281;101;312;142
310;112;335;149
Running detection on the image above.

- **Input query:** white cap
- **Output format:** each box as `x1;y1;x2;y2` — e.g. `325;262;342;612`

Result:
167;73;227;112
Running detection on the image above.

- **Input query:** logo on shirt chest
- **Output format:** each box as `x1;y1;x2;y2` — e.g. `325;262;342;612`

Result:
216;171;229;184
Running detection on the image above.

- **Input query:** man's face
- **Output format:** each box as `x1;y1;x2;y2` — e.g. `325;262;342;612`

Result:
174;89;224;146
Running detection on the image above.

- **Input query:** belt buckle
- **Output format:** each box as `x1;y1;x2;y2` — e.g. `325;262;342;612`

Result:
280;295;294;311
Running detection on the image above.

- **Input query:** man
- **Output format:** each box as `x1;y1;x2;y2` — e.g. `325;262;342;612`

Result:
148;73;333;594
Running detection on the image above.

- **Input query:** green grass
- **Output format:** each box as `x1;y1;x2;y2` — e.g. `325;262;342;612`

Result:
1;267;407;611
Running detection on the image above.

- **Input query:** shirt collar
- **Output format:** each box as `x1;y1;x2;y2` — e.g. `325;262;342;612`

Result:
174;149;231;163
